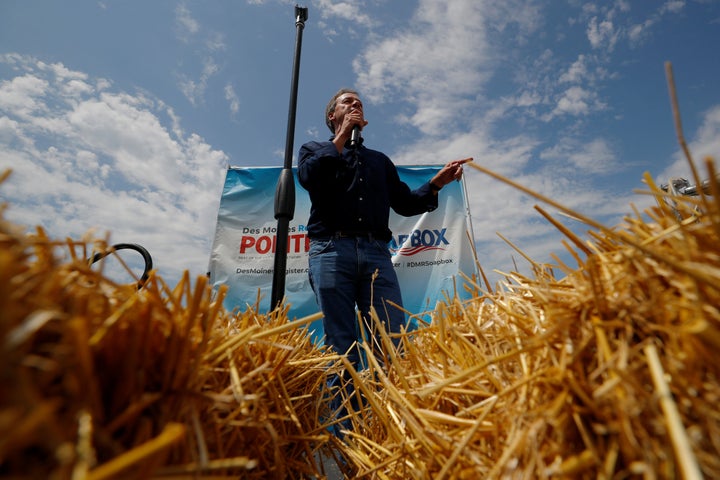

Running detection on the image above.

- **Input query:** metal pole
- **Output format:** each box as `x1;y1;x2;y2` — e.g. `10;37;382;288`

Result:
271;5;308;311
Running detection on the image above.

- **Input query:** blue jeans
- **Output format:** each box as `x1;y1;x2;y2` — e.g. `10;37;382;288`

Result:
308;235;406;435
308;235;406;365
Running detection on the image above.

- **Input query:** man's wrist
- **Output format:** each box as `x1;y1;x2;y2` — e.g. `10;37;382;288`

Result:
429;181;442;192
332;135;347;154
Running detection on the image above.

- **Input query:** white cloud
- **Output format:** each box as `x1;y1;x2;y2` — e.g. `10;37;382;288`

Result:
315;0;374;28
694;106;720;156
224;83;240;116
0;74;50;118
337;0;647;282
555;87;591;115
545;86;606;120
354;0;540;136
540;137;618;174
66;93;187;191
587;16;620;51
660;104;720;183
384;122;637;282
661;1;685;15
206;32;227;52
176;4;200;38
0;55;228;282
559;55;589;84
173;4;225;107
178;57;219;106
582;0;684;52
627;19;654;45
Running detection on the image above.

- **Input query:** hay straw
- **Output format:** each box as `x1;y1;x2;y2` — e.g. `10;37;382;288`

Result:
644;343;703;480
0;178;339;478
314;65;720;477
2;63;719;478
87;423;186;480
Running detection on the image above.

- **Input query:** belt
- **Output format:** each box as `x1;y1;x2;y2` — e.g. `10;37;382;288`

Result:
334;231;379;241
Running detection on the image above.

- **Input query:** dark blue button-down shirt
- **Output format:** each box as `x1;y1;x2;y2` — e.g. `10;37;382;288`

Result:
298;139;438;241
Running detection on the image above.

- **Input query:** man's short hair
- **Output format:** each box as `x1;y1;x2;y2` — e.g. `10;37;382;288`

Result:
325;88;358;133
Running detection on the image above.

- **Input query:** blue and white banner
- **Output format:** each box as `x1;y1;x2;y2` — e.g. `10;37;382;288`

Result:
208;165;477;342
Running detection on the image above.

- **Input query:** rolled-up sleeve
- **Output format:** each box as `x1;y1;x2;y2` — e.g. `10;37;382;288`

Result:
388;167;439;216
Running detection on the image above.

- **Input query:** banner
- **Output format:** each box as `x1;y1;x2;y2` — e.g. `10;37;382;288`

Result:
208;165;477;342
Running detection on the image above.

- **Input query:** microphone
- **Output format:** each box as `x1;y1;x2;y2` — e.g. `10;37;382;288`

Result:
350;125;361;148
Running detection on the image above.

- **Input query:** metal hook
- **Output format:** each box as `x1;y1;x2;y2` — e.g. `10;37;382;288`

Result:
89;243;153;289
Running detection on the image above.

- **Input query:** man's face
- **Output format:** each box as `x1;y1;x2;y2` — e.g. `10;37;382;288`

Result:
330;92;363;127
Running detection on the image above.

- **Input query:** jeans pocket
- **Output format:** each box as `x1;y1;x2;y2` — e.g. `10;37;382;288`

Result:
308;238;335;258
372;239;391;258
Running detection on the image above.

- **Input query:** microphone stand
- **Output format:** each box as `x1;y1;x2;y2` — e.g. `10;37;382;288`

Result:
271;5;308;311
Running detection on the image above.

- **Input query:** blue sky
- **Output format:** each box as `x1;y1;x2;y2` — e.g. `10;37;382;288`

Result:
1;0;719;288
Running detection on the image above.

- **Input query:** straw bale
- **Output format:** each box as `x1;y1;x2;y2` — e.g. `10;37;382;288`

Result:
0;172;339;479
329;160;720;479
2;145;719;478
